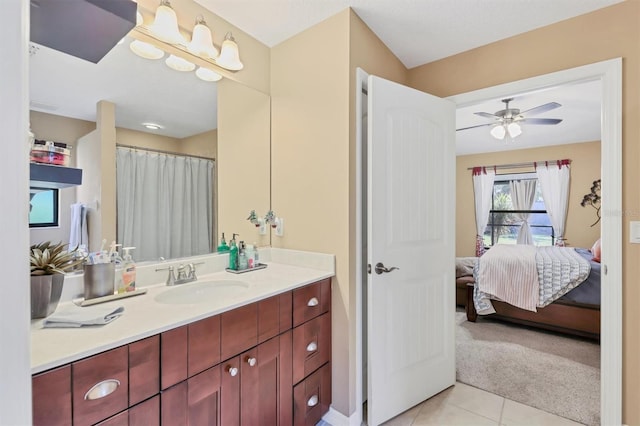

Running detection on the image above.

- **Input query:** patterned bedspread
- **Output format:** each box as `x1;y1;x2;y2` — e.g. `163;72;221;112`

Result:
474;246;592;315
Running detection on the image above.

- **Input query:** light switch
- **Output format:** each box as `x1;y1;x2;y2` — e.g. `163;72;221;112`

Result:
630;221;640;243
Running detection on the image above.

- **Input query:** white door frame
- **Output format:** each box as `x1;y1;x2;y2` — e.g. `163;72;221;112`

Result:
354;58;622;426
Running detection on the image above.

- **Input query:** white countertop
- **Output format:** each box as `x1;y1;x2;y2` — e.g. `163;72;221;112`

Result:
31;249;335;374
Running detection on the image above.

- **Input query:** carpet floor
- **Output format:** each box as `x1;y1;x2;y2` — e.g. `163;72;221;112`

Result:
456;311;600;425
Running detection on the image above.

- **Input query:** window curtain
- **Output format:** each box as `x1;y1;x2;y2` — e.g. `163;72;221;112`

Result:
116;147;215;261
472;167;496;256
536;160;570;246
509;179;537;245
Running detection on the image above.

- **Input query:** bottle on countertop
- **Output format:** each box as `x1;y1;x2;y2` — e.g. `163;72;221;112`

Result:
228;234;239;270
238;241;248;270
246;244;255;269
253;242;260;266
217;232;229;253
121;247;136;293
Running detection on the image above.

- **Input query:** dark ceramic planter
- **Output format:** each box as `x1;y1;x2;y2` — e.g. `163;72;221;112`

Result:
30;274;64;319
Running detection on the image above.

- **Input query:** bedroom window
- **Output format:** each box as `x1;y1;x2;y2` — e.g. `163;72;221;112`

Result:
483;173;554;247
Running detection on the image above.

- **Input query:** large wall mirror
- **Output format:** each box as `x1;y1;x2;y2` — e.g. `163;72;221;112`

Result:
29;31;271;262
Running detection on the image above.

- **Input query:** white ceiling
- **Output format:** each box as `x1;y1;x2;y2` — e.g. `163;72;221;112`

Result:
29;0;618;141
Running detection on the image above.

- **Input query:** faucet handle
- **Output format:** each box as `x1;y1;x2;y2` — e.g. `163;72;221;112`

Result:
155;266;176;286
187;262;205;280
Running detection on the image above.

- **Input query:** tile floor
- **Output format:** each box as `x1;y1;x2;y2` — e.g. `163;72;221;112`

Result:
379;382;584;426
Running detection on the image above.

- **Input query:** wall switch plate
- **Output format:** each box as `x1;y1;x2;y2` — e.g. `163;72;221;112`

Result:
275;218;284;237
630;221;640;243
258;218;267;235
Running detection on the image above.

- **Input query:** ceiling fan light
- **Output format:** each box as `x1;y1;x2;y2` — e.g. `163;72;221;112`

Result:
130;40;164;60
188;16;219;59
508;122;522;138
165;54;196;72
195;67;222;82
490;125;506;140
150;0;186;45
216;32;243;71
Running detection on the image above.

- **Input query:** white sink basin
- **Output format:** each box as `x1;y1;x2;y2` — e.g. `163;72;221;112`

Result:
154;280;250;305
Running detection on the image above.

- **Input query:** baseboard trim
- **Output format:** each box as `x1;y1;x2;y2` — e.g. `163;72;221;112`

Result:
322;406;362;426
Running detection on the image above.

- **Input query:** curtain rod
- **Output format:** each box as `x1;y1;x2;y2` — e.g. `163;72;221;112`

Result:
466;159;570;171
116;144;215;162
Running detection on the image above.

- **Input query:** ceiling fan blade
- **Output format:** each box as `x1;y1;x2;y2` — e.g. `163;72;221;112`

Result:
520;102;561;116
456;123;495;131
474;112;498;119
520;118;563;125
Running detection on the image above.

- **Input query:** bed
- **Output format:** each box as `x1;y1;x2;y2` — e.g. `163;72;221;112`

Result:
461;245;601;340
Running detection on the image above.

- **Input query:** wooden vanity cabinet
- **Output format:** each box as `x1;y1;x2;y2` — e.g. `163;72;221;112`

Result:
32;278;331;426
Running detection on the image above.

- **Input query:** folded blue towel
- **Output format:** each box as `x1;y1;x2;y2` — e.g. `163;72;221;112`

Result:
43;305;124;328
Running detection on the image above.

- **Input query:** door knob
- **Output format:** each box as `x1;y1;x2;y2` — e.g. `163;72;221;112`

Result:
374;262;399;275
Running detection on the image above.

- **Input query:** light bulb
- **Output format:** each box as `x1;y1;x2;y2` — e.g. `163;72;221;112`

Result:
187;17;219;59
216;32;243;71
490;124;506;140
165;54;195;72
507;122;522;138
196;67;222;82
130;40;164;60
150;0;186;45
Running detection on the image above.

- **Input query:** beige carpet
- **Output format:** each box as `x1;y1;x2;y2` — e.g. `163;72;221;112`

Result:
456;311;600;425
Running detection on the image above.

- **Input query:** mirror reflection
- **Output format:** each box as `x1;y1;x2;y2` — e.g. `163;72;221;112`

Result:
28;34;270;262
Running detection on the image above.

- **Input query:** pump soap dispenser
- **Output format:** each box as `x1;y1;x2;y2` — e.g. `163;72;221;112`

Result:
228;234;239;270
217;232;230;253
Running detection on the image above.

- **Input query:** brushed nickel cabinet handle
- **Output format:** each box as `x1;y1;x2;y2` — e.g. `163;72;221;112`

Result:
307;395;319;407
307;297;319;307
84;379;120;401
306;341;318;352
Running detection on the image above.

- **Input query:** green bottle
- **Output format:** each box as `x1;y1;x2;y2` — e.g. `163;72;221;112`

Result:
228;234;239;270
217;232;229;253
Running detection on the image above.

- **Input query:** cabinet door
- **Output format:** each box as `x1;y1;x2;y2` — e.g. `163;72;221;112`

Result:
129;335;159;405
32;365;72;426
161;367;221;426
221;304;257;360
129;395;160;425
240;332;293;426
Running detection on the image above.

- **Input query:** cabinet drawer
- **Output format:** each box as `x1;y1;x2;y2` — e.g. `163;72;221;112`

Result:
221;303;257;360
293;362;331;426
292;279;330;327
293;312;331;384
72;346;129;425
32;365;72;426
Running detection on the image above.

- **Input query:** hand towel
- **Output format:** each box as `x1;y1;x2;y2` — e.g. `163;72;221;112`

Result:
43;305;124;328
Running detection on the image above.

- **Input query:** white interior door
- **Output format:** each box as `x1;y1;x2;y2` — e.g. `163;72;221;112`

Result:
367;75;456;425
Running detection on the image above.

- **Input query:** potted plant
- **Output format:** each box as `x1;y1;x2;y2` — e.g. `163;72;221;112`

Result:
30;241;84;319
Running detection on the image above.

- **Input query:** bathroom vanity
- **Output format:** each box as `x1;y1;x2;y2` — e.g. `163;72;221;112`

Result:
30;250;334;426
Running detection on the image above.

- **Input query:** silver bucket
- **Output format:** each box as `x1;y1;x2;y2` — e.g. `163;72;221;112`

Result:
84;263;115;300
30;274;64;319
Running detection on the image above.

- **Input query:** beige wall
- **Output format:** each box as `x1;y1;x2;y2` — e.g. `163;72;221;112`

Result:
271;9;352;415
456;141;601;256
180;129;217;159
407;2;640;422
217;79;271;249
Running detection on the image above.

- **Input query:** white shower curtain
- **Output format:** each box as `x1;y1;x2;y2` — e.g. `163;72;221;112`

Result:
116;147;215;262
472;167;496;256
509;179;537;245
536;160;570;246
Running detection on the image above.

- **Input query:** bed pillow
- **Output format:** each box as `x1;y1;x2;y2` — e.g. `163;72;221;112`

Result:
455;257;478;277
591;238;601;263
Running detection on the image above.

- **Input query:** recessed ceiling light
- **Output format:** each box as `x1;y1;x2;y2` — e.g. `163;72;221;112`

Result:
143;123;162;130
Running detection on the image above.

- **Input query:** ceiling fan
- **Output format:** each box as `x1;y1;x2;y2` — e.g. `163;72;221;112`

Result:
457;98;563;141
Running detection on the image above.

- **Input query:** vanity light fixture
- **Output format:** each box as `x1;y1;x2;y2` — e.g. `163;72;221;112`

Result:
216;32;243;71
165;54;196;72
149;0;186;45
195;67;222;82
130;40;164;59
187;16;219;59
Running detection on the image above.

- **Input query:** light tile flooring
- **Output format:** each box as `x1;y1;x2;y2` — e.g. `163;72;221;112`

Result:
380;382;584;426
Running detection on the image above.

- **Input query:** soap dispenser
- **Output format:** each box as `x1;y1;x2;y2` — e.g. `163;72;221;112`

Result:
238;241;248;270
121;247;136;293
217;232;229;253
228;234;239;270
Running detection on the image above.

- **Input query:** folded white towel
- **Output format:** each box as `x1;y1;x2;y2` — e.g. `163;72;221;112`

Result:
43;305;124;328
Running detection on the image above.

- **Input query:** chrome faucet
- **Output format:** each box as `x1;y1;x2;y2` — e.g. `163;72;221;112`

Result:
156;262;203;286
